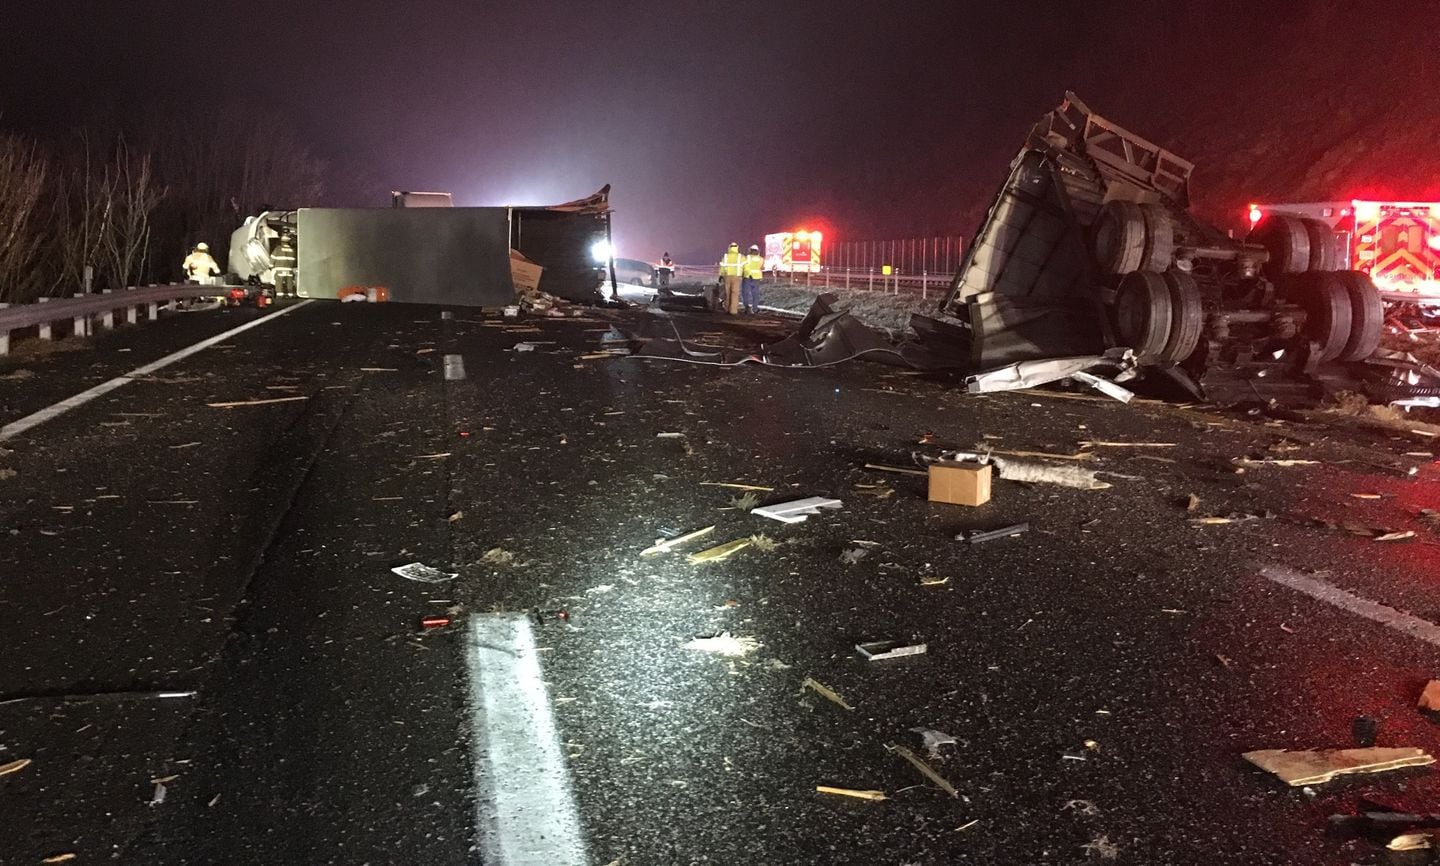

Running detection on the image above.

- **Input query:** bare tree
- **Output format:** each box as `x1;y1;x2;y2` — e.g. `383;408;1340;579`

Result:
100;135;166;289
0;134;49;303
52;132;112;293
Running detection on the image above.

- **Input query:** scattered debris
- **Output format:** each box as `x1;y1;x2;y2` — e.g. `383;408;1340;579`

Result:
752;496;843;523
420;615;451;630
688;538;753;563
887;743;959;798
746;533;779;552
1064;799;1102;816
1078;440;1175;449
1375;531;1416;542
956;523;1029;545
1185;493;1201;513
1215;654;1235;669
0;468;15;481
655;432;686;439
727;491;761;512
852;485;895;499
1233;457;1321;468
0;758;31;777
857;641;928;661
641;525;715;556
911;728;958;759
801;677;855;711
0;368;36;380
531;608;570;625
149;782;167;806
816;785;887;801
683;632;759;657
480;547;516;565
1390;833;1437;851
1243;747;1435;786
839;547;871;565
699;481;773;492
1351;493;1384;500
863;463;928;477
1353;716;1380;748
448;511;465;523
206;395;309;409
1189;511;1275;526
41;855;78;863
391;562;458;583
919;576;951;587
1419;680;1440;714
1080;834;1121;860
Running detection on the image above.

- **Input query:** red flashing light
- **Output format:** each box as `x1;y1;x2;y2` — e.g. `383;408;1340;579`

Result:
1247;205;1263;225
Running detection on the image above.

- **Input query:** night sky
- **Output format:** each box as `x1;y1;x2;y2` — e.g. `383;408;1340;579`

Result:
3;1;1435;263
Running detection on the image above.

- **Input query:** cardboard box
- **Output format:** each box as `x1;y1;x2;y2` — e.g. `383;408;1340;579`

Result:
928;461;992;507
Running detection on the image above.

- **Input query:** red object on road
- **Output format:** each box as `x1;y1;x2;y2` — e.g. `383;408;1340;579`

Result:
420;615;451;629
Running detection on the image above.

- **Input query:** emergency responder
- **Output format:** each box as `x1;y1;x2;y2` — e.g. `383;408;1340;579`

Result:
741;244;764;314
182;242;220;285
272;232;297;297
718;242;744;315
656;251;674;291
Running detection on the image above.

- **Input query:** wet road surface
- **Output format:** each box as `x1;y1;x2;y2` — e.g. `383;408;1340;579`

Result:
5;300;1440;864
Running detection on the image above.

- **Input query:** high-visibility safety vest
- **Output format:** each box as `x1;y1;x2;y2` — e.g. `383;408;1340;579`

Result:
659;257;674;271
743;254;764;279
719;248;744;276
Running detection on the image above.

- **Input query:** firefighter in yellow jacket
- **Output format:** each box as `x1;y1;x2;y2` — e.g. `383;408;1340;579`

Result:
717;242;744;315
182;242;220;285
741;244;764;314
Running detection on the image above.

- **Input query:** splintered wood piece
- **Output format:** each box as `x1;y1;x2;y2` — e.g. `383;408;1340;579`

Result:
1243;747;1434;786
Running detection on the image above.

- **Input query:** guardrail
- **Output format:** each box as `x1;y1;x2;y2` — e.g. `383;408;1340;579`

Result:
0;284;221;355
662;265;957;299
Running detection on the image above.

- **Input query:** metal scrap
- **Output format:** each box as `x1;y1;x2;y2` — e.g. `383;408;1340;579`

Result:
911;728;958;759
928;451;1111;490
751;496;843;523
1243;747;1435;786
957;523;1030;544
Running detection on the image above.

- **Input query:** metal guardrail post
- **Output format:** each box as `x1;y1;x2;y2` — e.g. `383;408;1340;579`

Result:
922;270;927;301
37;298;51;340
72;293;88;337
845;268;850;289
805;269;811;289
867;268;873;291
127;303;139;325
0;303;8;355
147;302;158;321
100;289;115;330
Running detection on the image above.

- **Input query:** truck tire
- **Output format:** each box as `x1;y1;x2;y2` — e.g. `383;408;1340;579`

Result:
1113;271;1173;357
1160;271;1203;363
1094;201;1147;274
1282;272;1353;362
1250;213;1311;275
1140;204;1176;272
1335;271;1383;361
1302;218;1340;272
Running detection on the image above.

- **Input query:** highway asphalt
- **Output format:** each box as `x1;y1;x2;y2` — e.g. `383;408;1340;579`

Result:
5;299;1440;864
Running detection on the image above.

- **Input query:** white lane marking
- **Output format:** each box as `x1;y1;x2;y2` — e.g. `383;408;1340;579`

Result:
0;301;313;442
443;354;466;381
1260;564;1440;648
466;615;586;865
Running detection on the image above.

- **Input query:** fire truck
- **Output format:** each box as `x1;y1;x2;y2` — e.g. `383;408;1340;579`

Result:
1246;200;1440;297
763;230;823;274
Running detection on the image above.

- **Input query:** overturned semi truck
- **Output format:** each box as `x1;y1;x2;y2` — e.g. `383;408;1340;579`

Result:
228;186;616;306
939;92;1388;401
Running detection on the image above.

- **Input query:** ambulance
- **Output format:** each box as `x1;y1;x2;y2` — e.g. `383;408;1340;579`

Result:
762;230;823;274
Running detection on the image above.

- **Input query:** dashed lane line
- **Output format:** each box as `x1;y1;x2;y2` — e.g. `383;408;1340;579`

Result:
1260;564;1440;649
0;300;313;442
466;614;587;865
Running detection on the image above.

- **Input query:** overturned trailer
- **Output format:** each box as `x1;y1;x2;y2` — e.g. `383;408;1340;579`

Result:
228;187;616;307
938;93;1393;401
